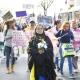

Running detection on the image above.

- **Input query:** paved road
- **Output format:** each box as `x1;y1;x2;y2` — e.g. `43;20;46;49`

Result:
56;58;80;80
0;54;30;80
0;54;80;80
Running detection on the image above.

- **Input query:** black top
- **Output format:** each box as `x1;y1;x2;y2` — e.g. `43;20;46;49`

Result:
56;30;74;43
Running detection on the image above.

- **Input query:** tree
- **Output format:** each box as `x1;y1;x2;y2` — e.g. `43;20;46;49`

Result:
41;0;54;16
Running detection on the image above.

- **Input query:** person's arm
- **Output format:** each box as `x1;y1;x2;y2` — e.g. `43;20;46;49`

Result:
5;36;12;40
55;30;61;38
70;31;74;40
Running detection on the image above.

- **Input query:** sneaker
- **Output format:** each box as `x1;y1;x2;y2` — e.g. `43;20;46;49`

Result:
61;72;64;75
69;74;76;79
56;76;66;80
73;69;79;73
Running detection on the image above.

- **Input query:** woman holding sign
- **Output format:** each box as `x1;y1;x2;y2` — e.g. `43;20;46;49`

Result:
28;25;56;80
56;22;74;78
4;19;16;74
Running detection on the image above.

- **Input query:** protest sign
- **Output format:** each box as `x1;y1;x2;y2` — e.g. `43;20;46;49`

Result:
12;31;27;47
72;28;80;48
16;11;27;17
62;43;74;57
2;11;13;21
37;16;53;28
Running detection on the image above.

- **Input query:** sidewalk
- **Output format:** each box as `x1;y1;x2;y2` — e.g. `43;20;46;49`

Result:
56;57;80;80
0;54;29;80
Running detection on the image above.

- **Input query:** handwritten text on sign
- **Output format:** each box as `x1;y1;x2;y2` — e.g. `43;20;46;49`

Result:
12;31;27;47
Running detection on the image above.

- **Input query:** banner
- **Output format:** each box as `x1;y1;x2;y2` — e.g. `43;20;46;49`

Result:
12;31;27;47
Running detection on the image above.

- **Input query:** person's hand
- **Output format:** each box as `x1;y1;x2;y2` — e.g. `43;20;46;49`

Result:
52;37;59;41
5;37;12;40
58;37;61;40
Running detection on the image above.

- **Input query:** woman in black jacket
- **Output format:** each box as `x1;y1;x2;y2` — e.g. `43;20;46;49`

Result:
28;25;56;80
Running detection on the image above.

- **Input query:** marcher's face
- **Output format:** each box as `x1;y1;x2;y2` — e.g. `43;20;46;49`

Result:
36;26;44;34
10;22;16;29
31;23;35;27
57;23;61;29
72;22;77;29
64;24;70;30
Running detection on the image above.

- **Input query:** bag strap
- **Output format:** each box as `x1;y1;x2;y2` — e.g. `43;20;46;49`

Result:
4;29;8;36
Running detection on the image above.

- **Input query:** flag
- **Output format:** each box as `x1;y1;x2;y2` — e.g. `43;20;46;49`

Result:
30;65;35;80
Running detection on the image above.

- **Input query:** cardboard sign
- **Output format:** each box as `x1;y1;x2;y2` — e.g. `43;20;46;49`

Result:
12;31;27;47
2;11;13;21
16;11;27;17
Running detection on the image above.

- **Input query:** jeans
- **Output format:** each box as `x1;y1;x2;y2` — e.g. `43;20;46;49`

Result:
59;45;73;74
39;75;45;80
55;57;59;68
72;56;78;69
4;46;15;68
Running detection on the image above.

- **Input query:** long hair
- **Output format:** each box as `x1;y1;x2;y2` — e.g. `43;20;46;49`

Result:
60;21;70;30
31;24;45;41
35;24;45;37
5;19;15;36
5;19;15;29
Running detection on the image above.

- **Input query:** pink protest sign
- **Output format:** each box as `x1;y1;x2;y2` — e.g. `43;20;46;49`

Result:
12;30;27;47
72;28;80;48
25;30;35;42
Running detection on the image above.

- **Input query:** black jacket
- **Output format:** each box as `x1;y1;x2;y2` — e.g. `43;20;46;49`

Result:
28;32;56;80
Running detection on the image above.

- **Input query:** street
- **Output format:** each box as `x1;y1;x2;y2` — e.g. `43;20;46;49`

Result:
0;54;30;80
0;54;80;80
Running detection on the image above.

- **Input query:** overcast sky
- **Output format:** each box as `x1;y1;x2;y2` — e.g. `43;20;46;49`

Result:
0;0;65;17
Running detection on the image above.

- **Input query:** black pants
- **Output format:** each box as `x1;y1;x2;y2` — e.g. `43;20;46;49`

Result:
4;46;15;68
